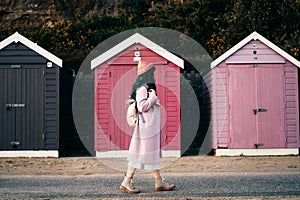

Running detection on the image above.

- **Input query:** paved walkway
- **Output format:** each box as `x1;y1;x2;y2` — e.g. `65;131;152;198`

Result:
1;172;300;199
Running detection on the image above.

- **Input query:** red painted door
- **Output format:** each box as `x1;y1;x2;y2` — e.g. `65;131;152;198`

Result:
109;65;136;150
229;64;285;149
154;65;167;149
108;64;171;151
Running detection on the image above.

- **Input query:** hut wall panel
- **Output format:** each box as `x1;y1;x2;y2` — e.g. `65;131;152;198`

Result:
95;67;109;151
284;62;299;148
164;64;180;150
212;63;229;148
44;66;59;150
203;71;213;147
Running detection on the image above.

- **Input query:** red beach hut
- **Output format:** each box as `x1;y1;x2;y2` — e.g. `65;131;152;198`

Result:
91;33;183;157
207;31;300;156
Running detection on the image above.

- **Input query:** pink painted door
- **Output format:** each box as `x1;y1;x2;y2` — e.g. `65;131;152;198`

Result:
229;64;285;149
256;65;285;148
229;65;257;148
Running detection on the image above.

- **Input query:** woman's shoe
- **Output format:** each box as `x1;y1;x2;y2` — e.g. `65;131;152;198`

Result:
120;175;140;194
154;177;175;191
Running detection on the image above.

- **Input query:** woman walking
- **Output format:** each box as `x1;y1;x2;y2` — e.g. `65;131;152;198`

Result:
120;60;175;194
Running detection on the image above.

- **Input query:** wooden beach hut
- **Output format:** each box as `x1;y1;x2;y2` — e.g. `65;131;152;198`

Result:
0;32;62;157
92;33;183;157
207;31;300;156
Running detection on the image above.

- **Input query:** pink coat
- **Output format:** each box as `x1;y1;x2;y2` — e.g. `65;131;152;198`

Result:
127;86;162;170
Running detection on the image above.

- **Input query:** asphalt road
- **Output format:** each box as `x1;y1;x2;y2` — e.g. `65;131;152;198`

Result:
0;172;300;199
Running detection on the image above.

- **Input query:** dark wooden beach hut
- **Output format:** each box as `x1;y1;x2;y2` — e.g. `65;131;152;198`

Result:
0;32;61;157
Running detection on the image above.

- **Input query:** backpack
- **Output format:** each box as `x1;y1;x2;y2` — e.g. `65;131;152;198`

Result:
125;99;137;127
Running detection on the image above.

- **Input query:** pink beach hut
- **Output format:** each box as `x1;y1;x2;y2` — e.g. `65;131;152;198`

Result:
91;33;183;157
207;31;300;156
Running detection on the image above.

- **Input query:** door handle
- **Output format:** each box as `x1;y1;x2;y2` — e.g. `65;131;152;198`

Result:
253;108;267;115
5;104;12;111
5;104;25;111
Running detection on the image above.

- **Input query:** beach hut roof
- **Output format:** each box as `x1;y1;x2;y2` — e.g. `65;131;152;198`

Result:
211;31;300;68
91;33;184;69
0;32;62;67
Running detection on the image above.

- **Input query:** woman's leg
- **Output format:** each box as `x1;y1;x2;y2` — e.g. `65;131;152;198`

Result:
151;170;175;191
120;167;140;194
151;169;161;179
126;166;136;178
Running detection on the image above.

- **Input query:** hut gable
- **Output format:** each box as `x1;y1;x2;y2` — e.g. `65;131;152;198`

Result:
211;31;300;68
91;33;184;69
0;32;62;67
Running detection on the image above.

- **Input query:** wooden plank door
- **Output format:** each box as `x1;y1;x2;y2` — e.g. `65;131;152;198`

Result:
153;65;167;149
0;65;44;150
256;65;285;148
229;65;257;148
229;64;285;149
108;65;171;151
109;65;136;150
155;64;180;150
0;67;16;150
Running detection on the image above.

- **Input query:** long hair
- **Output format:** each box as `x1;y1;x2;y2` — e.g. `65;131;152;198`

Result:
130;67;157;100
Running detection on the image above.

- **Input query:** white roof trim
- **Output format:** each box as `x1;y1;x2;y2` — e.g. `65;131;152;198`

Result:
0;32;62;67
211;31;300;68
91;33;184;69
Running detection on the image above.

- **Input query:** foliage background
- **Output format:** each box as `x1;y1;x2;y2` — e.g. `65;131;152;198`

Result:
0;0;299;72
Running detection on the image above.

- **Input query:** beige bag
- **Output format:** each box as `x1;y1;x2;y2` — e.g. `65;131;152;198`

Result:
126;99;137;127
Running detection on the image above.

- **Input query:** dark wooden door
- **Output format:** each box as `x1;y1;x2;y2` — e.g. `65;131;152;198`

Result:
0;65;44;150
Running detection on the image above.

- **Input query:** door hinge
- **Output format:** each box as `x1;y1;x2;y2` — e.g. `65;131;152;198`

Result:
11;141;21;148
109;71;111;77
